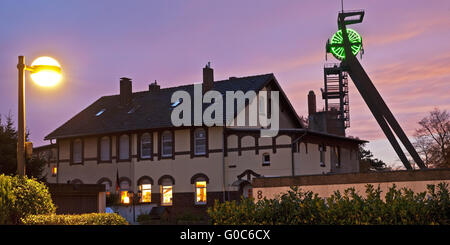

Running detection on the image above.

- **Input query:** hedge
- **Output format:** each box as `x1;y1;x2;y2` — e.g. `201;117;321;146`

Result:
207;183;450;225
0;174;55;224
22;213;129;225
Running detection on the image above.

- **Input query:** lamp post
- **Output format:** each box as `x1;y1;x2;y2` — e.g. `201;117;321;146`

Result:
127;191;137;223
16;56;62;176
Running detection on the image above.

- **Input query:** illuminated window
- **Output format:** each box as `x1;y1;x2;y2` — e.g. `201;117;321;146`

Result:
139;184;152;203
140;133;152;159
72;139;82;163
121;191;130;204
51;166;57;177
100;136;111;161
262;153;270;166
195;181;207;205
194;129;206;155
161;131;173;157
161;185;173;205
120;180;130;204
119;135;130;160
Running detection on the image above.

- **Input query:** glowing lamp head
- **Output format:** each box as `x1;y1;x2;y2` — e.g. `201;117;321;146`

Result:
30;56;62;87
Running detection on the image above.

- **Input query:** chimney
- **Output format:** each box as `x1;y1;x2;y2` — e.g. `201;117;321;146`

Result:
120;77;132;105
149;80;160;92
308;90;316;116
203;62;214;93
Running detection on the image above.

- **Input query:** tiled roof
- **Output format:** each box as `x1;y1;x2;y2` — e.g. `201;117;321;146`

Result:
45;73;298;140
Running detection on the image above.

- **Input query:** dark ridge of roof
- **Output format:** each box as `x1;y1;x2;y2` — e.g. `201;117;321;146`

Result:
45;74;280;140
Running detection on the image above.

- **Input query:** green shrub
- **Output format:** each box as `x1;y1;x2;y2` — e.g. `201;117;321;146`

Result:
137;213;153;223
207;183;450;225
0;175;15;224
0;174;55;224
21;213;128;225
175;211;207;225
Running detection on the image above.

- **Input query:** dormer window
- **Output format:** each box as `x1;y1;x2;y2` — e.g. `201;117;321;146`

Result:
95;109;106;117
171;98;183;108
128;105;140;114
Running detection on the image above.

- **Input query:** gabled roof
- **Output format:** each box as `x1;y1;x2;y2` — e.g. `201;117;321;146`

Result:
45;73;304;140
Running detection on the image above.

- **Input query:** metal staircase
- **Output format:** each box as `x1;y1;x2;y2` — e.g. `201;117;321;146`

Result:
322;63;350;128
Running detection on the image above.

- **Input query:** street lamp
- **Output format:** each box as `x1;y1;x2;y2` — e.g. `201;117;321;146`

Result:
17;56;62;176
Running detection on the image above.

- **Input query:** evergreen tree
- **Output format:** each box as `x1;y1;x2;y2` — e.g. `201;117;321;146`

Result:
359;144;390;172
0;113;46;181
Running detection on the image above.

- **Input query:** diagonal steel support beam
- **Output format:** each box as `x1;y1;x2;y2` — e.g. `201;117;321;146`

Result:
338;14;426;169
341;63;412;169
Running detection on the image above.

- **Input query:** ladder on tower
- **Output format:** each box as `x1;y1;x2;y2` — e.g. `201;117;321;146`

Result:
322;64;350;129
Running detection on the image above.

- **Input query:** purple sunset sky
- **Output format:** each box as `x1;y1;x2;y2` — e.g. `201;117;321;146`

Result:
1;0;449;168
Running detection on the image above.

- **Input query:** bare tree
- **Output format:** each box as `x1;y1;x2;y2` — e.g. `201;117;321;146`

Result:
413;108;450;168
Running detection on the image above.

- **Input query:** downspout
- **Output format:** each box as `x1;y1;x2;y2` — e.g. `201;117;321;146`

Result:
291;131;307;176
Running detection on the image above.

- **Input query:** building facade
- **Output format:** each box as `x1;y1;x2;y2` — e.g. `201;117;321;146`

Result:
38;66;365;217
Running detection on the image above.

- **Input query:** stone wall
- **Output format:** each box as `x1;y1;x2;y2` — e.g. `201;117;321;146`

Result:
252;169;450;201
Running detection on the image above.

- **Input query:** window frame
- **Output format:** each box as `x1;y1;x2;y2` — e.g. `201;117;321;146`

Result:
139;184;152;203
158;175;175;206
98;136;112;163
262;153;270;166
160;131;173;158
319;144;326;167
139;132;153;160
51;165;57;177
117;134;131;162
160;185;173;206
194;128;207;156
137;176;153;203
97;178;112;197
334;146;341;168
194;180;207;205
119;178;131;204
70;138;83;165
259;95;266;116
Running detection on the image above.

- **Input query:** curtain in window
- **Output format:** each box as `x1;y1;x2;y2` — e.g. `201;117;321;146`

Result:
140;133;152;158
162;131;172;157
195;181;207;204
73;139;82;163
194;129;206;155
140;184;151;202
119;135;130;160
100;136;110;161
